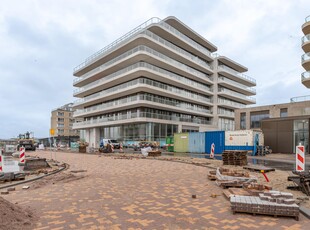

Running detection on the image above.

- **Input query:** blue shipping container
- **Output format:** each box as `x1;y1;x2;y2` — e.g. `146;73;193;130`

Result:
205;131;225;154
189;132;205;153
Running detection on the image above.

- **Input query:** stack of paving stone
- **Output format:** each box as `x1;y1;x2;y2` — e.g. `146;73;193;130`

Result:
230;191;299;220
222;151;248;166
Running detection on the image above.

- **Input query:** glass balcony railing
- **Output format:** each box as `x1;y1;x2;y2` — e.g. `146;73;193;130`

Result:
302;34;310;46
218;65;256;85
74;45;211;85
73;112;211;128
74;93;211;116
302;52;310;63
306;15;310;23
217;109;235;117
301;71;310;82
217;98;246;108
74;78;212;106
74;17;212;73
141;30;212;69
218;76;256;93
218;88;256;103
74;62;212;95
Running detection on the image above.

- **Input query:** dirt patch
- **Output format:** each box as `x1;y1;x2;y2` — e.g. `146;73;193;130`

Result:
30;172;86;189
0;196;36;230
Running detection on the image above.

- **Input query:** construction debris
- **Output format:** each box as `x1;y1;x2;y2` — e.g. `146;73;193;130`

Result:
243;164;275;172
230;191;299;220
222;150;248;166
215;167;257;189
22;186;30;190
287;171;310;196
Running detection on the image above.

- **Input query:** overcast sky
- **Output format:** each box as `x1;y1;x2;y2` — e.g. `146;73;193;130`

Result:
1;0;309;139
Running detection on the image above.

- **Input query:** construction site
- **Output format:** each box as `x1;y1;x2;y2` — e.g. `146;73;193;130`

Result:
0;145;310;229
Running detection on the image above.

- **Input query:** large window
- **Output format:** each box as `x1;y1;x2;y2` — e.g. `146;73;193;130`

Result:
240;112;246;130
294;119;309;153
250;111;269;129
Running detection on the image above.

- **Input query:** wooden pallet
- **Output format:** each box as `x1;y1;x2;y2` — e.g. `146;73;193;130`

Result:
232;209;299;221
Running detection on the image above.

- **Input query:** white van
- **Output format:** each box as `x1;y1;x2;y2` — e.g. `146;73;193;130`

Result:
100;139;112;148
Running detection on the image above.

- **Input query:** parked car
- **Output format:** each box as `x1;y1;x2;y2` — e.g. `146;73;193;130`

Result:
110;139;120;149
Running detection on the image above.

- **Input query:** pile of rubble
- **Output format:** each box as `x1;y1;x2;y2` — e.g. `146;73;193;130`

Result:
222;150;248;166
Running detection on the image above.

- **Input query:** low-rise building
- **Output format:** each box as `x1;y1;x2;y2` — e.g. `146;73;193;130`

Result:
235;96;310;153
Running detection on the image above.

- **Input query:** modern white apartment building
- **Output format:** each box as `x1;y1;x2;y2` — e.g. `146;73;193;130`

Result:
302;15;310;88
72;16;256;147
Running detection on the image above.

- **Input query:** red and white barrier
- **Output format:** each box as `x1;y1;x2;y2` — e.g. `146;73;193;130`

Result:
19;147;25;164
210;143;215;159
0;149;3;172
119;144;124;153
296;145;305;172
111;144;114;153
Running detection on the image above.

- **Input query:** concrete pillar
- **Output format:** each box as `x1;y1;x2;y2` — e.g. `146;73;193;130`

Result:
88;128;100;148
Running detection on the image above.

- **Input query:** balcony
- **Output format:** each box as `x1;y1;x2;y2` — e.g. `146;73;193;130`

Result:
302;34;310;53
218;88;256;104
301;71;310;88
72;112;212;129
74;62;213;98
302;52;310;70
217;98;246;110
302;15;310;35
217;65;256;86
73;95;212;118
73;45;212;87
73;17;213;76
73;78;213;109
218;76;256;96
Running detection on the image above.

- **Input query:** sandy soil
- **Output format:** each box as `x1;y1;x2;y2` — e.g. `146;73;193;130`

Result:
0;196;36;230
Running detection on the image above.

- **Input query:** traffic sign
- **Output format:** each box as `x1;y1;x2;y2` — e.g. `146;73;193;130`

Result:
50;129;55;136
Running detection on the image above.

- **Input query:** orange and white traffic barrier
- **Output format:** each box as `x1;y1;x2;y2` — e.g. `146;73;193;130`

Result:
0;149;3;172
111;144;114;153
210;143;215;159
119;144;124;153
19;147;26;164
296;144;305;171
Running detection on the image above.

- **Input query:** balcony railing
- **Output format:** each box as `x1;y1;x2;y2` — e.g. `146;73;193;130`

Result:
301;71;310;82
302;52;310;63
218;88;256;102
218;65;256;84
218;76;256;93
217;98;246;108
141;30;212;69
73;112;211;128
217;109;235;117
306;15;310;23
74;94;211;116
74;17;161;73
302;34;310;46
74;17;212;73
73;45;211;85
74;78;212;106
74;62;212;95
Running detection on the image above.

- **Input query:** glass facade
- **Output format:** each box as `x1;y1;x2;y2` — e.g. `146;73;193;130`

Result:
293;119;309;153
99;122;178;146
250;111;269;129
240;112;246;130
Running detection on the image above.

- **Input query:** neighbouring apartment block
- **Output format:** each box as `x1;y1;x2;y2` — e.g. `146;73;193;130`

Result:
235;96;310;154
50;103;80;145
301;15;310;88
72;16;256;147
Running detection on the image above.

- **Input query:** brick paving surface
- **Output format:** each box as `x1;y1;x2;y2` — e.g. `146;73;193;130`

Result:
4;151;310;229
